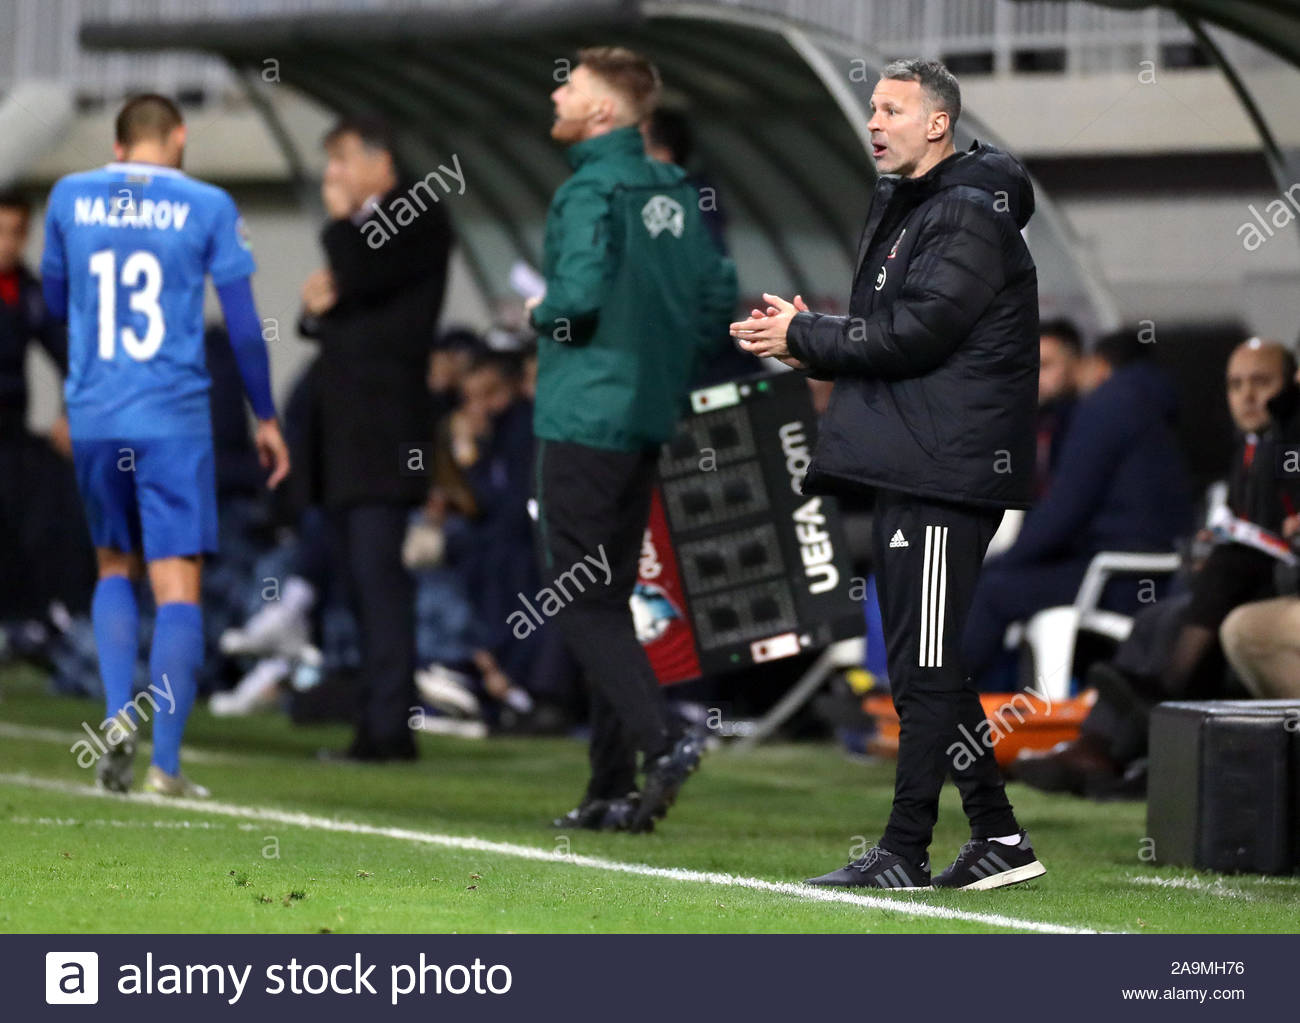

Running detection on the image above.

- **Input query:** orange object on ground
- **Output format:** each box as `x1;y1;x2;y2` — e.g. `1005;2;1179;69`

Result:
863;689;1097;766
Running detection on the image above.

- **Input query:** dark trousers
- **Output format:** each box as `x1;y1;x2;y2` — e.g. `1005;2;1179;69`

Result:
330;502;416;751
533;439;674;800
961;554;1092;679
873;489;1020;864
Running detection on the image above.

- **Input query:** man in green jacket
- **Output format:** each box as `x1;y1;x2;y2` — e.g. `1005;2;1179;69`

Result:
527;46;736;833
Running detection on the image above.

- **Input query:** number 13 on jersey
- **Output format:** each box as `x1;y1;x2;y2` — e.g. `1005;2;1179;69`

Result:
88;248;165;360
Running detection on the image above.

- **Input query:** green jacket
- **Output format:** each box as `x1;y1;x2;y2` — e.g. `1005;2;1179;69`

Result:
531;125;738;451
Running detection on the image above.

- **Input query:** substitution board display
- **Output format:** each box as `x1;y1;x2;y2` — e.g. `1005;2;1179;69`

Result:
635;371;863;684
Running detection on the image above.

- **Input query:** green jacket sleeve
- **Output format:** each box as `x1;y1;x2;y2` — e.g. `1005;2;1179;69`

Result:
530;177;613;339
697;250;738;362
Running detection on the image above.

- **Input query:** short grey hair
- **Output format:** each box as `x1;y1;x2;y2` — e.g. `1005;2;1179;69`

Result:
880;59;961;137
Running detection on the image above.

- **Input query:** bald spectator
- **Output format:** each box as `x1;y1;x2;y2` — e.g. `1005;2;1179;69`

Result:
1219;341;1300;702
1015;338;1299;796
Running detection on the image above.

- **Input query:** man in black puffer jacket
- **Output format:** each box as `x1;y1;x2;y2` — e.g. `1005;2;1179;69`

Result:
731;59;1044;891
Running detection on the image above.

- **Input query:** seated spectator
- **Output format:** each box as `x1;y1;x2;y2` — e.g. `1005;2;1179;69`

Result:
429;325;487;419
411;348;578;731
214;328;488;717
987;316;1085;558
961;329;1194;685
1013;337;1298;795
1220;593;1300;700
196;324;283;691
1216;345;1300;702
1034;318;1081;498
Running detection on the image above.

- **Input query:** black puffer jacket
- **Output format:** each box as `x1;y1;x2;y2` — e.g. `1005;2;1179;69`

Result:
786;141;1039;509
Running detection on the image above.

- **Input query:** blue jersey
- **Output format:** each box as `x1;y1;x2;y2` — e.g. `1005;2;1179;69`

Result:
41;162;256;440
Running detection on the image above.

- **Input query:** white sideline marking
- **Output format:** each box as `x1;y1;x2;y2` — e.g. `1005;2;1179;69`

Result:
11;815;236;830
0;721;232;764
1131;875;1255;900
0;771;1096;934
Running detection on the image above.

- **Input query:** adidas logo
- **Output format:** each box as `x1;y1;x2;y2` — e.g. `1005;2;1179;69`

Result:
889;529;908;549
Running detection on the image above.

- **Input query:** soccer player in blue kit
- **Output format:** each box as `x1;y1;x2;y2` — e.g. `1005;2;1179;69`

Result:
41;95;289;797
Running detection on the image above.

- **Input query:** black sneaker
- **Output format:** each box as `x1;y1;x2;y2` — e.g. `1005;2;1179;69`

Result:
551;794;642;831
94;714;136;794
805;844;931;889
628;734;702;833
933;831;1046;890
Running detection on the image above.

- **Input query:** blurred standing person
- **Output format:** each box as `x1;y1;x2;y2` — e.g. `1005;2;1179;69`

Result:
300;116;453;762
640;108;757;387
530;47;736;832
640;108;727;251
731;60;1045;889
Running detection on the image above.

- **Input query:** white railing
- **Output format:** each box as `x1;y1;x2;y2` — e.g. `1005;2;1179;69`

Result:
0;0;1283;105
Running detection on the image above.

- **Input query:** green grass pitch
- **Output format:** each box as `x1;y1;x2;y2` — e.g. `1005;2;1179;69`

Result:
1;666;1295;934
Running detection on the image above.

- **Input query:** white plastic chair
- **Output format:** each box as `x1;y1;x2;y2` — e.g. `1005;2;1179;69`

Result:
1007;550;1182;702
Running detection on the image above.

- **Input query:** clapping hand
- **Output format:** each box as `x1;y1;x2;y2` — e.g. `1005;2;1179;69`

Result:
730;293;810;369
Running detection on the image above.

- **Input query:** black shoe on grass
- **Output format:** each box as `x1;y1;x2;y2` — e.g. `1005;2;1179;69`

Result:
551;794;642;831
805;844;930;889
94;719;136;794
628;734;702;833
933;831;1046;890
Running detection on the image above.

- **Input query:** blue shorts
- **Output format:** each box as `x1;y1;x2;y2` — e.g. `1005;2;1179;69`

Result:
72;435;218;561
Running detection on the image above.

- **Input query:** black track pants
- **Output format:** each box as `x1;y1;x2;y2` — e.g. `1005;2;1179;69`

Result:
872;488;1021;864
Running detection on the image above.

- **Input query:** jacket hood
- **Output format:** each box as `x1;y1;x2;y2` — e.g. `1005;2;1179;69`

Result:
919;141;1036;230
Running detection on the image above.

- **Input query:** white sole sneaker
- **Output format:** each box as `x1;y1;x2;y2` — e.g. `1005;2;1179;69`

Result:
956;860;1047;890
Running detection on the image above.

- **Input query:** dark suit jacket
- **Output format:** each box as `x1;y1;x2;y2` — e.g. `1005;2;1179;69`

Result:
300;183;452;507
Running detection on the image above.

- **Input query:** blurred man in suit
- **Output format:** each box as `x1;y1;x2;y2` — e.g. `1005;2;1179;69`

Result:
300;116;453;761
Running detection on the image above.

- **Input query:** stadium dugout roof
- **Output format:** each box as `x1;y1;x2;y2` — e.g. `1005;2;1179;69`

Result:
79;0;1300;325
1029;0;1300;185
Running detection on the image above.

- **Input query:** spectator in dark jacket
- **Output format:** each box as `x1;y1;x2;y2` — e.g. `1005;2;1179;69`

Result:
962;329;1194;683
441;352;539;689
299;115;453;761
1014;338;1296;796
0;190;93;626
732;59;1044;891
1034;317;1081;497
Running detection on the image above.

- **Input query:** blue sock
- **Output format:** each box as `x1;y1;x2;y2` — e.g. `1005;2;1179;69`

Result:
149;602;203;776
92;576;139;722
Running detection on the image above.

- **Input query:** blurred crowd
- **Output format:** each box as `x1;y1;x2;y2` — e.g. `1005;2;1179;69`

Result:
3;113;1298;783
